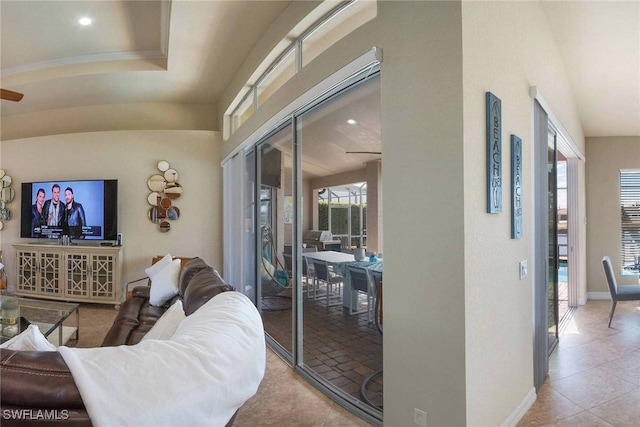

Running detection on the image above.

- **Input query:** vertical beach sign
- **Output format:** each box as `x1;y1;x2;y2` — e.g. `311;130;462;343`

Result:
486;92;502;213
511;135;523;239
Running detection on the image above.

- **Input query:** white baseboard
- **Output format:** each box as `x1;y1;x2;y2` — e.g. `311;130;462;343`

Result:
586;292;612;300
501;387;536;427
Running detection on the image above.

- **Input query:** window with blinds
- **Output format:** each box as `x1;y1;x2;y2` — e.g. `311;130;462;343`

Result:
621;170;640;269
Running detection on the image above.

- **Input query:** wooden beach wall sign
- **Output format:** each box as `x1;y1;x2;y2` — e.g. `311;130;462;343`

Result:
486;92;502;213
511;134;523;239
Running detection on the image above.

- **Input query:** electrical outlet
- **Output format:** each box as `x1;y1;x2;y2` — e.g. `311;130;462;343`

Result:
519;260;528;280
414;408;427;427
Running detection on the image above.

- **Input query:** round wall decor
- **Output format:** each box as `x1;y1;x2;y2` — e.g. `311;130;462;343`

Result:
147;161;182;232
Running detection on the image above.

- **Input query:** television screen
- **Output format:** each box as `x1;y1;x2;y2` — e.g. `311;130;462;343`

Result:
20;180;118;241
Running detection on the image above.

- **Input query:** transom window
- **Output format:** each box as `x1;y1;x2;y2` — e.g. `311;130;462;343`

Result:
227;0;376;135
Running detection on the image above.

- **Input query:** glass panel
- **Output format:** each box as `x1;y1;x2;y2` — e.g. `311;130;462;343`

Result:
232;90;254;132
548;133;559;353
301;0;377;67
257;49;296;108
620;170;640;271
320;183;368;251
298;71;382;414
257;124;294;355
330;204;349;236
556;155;569;322
244;150;257;304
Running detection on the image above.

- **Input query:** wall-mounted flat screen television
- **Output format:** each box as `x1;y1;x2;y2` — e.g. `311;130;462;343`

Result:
20;180;118;241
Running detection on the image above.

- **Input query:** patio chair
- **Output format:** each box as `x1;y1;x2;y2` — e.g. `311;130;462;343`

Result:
347;265;374;321
601;256;640;327
302;247;317;298
311;259;343;307
280;248;318;297
360;277;382;409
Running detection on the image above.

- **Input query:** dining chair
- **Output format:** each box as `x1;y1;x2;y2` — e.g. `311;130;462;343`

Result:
347;265;373;321
360;277;382;410
601;256;640;327
282;248;317;298
311;258;343;307
302;247;317;298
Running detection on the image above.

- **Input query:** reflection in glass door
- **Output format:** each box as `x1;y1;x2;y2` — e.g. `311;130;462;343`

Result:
256;123;294;357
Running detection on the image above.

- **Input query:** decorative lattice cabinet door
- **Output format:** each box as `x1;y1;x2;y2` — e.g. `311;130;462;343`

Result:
90;254;117;300
65;252;90;299
16;249;39;294
13;244;122;305
39;251;63;296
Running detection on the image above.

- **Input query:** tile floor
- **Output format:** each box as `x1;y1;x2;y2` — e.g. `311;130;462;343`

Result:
74;295;638;426
234;348;371;427
260;282;383;409
517;299;640;426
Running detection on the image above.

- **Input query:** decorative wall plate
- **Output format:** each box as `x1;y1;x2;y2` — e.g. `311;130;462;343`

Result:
147;162;182;232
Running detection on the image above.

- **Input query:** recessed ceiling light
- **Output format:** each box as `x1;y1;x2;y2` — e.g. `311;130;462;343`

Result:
347;119;357;125
78;17;92;26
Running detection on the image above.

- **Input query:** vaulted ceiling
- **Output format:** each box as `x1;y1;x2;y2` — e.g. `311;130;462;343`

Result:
1;1;638;141
0;1;291;122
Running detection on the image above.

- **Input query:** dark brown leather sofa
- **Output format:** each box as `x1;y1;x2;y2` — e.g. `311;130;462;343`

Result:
0;258;236;426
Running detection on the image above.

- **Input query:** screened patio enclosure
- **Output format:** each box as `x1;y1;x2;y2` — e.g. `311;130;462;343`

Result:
318;182;368;251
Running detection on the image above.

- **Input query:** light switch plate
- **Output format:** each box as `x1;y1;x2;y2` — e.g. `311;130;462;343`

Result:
519;260;528;280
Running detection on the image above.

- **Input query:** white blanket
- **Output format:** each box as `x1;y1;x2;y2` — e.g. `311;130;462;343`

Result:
58;292;265;427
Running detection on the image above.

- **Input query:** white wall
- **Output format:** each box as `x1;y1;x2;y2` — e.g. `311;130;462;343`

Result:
378;2;468;425
462;2;586;424
586;137;640;292
0;129;224;291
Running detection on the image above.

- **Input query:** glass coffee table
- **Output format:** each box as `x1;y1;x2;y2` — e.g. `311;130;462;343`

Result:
1;297;80;346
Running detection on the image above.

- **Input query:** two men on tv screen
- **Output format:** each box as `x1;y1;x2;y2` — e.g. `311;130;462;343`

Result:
32;184;87;239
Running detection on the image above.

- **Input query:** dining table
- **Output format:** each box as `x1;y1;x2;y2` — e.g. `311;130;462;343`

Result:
302;250;383;311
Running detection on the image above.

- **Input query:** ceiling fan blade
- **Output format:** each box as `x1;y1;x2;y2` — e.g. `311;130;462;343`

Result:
0;89;24;102
346;151;382;155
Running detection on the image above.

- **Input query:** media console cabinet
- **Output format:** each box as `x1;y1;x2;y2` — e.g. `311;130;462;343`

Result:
13;243;123;306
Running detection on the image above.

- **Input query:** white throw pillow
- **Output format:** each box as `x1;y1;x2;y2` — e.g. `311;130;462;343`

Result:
145;253;174;280
147;257;181;307
141;300;185;342
0;324;57;351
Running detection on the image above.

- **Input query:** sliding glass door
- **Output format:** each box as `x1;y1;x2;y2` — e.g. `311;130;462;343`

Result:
297;70;382;415
547;133;559;352
240;65;383;422
556;154;569;323
255;122;294;355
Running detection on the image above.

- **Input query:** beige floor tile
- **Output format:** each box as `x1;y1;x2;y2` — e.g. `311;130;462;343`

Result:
598;349;640;386
516;384;583;426
234;348;369;427
549;347;597;380
561;337;634;368
550;366;637;409
550;411;615;427
589;388;640;426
